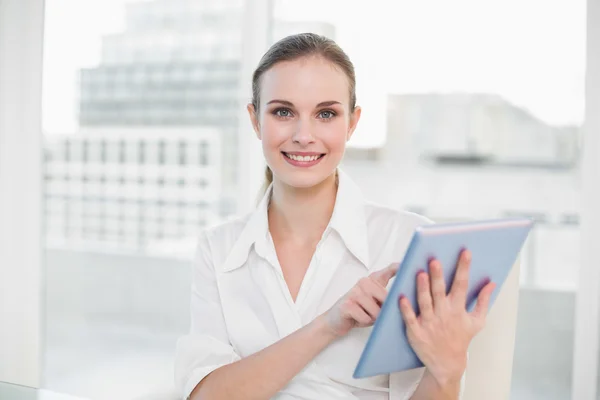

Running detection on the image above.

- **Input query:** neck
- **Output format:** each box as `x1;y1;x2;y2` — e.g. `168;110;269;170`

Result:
268;171;338;245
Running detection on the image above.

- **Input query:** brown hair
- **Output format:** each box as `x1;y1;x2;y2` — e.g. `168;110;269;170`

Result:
251;33;356;196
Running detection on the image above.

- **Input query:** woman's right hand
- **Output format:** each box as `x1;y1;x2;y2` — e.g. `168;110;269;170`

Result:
321;263;399;337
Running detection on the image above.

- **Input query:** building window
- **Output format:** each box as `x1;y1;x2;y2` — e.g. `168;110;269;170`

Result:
199;141;208;165
64;141;71;162
138;141;146;164
158;140;166;165
178;141;186;165
44;148;54;163
82;140;89;163
119;139;126;163
100;140;107;163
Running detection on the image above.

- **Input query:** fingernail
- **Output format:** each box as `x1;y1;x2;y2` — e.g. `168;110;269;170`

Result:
464;251;471;262
398;295;406;307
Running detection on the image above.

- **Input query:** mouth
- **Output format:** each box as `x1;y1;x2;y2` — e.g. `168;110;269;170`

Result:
281;151;326;167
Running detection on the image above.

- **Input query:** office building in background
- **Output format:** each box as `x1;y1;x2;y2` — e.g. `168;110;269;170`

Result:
78;0;336;217
43;128;221;253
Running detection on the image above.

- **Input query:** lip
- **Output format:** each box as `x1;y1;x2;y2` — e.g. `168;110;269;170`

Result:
281;151;325;168
283;151;324;156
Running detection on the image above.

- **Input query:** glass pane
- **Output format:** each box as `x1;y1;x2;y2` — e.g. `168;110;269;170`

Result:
42;0;244;397
272;1;585;399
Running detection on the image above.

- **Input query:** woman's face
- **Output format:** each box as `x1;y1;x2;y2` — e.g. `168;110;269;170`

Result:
248;56;361;189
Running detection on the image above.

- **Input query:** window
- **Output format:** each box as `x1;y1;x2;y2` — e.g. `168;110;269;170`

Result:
178;140;186;165
138;140;145;164
100;140;107;163
119;139;126;163
82;140;89;163
198;141;208;165
64;140;71;162
157;140;166;165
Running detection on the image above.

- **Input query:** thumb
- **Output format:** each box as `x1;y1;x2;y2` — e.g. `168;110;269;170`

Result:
370;263;399;286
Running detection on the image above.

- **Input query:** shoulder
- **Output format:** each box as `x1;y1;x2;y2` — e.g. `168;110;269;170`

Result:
362;201;433;267
202;213;251;244
363;200;433;234
196;213;252;264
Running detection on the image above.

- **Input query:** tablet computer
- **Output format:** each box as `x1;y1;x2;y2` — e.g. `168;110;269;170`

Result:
353;217;534;379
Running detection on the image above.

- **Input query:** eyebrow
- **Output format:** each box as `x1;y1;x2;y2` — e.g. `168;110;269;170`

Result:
266;99;342;108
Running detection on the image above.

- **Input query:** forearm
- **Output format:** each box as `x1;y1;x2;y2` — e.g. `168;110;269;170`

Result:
190;315;337;400
410;369;461;400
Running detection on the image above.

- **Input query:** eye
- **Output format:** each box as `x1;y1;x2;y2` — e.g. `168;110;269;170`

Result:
273;108;293;118
318;110;336;119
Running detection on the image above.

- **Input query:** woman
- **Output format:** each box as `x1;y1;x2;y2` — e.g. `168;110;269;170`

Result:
175;33;495;400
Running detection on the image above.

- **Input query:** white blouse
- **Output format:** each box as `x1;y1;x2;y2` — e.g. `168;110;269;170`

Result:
175;170;464;399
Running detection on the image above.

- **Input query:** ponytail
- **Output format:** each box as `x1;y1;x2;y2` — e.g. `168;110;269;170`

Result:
257;165;273;205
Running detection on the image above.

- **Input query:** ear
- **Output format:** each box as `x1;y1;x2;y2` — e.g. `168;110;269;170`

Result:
247;103;262;140
346;105;362;142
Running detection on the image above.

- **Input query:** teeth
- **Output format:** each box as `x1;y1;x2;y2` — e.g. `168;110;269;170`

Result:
285;153;321;162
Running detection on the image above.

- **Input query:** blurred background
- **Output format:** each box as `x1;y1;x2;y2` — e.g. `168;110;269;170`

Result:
0;0;593;398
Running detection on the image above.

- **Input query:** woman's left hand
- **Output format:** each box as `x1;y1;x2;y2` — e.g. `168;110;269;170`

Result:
398;249;496;386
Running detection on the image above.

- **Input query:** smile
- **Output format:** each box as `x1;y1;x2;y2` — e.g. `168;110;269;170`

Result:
281;152;326;167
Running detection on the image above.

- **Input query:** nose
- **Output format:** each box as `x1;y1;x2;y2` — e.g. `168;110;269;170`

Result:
292;120;316;146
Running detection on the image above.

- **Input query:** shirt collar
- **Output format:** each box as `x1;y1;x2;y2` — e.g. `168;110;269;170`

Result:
220;168;370;272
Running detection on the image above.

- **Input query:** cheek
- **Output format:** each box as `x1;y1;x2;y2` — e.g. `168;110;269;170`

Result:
259;118;290;148
316;121;349;152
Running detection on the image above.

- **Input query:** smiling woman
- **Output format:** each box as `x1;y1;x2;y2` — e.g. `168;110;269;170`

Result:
174;33;493;400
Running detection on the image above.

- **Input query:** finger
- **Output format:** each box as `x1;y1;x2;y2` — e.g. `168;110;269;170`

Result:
370;263;399;287
417;271;434;319
472;281;496;320
450;249;471;305
347;302;373;326
359;277;388;304
356;293;382;320
429;259;447;312
398;295;419;330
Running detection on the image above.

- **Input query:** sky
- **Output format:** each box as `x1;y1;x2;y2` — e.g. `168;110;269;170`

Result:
43;0;586;145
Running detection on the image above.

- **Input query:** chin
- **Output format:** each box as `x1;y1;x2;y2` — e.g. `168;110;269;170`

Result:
275;168;337;190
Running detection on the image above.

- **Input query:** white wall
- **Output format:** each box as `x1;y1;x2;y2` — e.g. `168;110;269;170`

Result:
572;0;600;398
0;0;45;387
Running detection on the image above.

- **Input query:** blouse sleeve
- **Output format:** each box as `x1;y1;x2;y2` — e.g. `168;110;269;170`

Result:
174;232;241;399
